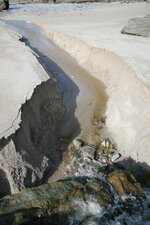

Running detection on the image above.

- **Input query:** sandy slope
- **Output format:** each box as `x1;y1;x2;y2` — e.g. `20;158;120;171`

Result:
2;2;150;167
0;20;66;194
0;21;50;138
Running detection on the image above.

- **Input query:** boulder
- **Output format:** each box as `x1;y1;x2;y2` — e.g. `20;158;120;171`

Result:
111;153;121;162
108;171;145;198
0;0;9;10
0;174;146;225
121;15;150;37
96;150;109;164
81;145;96;159
0;177;113;225
73;139;83;150
100;138;113;152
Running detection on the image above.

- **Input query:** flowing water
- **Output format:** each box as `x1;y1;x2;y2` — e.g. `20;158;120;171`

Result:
4;19;107;143
64;145;150;225
68;190;150;225
63;148;150;225
0;10;150;224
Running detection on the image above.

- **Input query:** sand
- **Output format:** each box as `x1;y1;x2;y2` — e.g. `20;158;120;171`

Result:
1;2;150;167
0;20;67;194
0;20;50;138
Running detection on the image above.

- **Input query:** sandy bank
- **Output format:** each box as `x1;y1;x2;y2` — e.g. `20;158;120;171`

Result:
0;21;65;195
0;21;49;138
35;25;150;168
2;3;150;168
28;2;150;167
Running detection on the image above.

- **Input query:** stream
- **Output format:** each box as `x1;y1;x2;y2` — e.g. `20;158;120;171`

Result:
1;9;150;225
3;19;107;144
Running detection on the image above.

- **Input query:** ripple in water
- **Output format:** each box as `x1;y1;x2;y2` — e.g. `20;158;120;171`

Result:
68;189;150;225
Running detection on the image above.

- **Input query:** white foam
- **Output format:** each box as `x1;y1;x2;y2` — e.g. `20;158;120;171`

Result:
69;198;103;224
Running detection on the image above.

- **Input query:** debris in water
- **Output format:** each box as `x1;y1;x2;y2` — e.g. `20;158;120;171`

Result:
73;139;84;149
100;138;112;150
111;153;121;162
81;145;96;160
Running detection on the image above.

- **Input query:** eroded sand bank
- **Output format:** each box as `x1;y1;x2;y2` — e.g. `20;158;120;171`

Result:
4;20;107;144
0;21;67;194
37;25;150;168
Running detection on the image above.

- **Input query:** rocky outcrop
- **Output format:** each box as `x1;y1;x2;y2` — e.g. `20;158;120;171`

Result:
0;173;146;225
108;171;145;198
0;134;148;224
0;0;9;10
121;14;150;37
0;177;113;225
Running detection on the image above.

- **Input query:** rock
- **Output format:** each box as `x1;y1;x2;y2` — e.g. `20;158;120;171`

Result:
108;171;145;198
101;139;111;148
101;116;106;124
111;153;121;162
101;140;106;148
94;120;98;125
121;16;150;37
112;143;117;150
73;139;83;149
81;145;96;160
0;177;114;225
86;178;113;207
96;150;109;164
0;173;146;225
0;0;9;10
96;144;114;164
0;179;83;225
100;139;113;154
100;157;108;164
88;144;97;149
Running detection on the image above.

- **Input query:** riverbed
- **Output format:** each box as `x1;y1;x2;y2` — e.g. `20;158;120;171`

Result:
1;2;150;224
1;2;150;167
4;19;107;144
